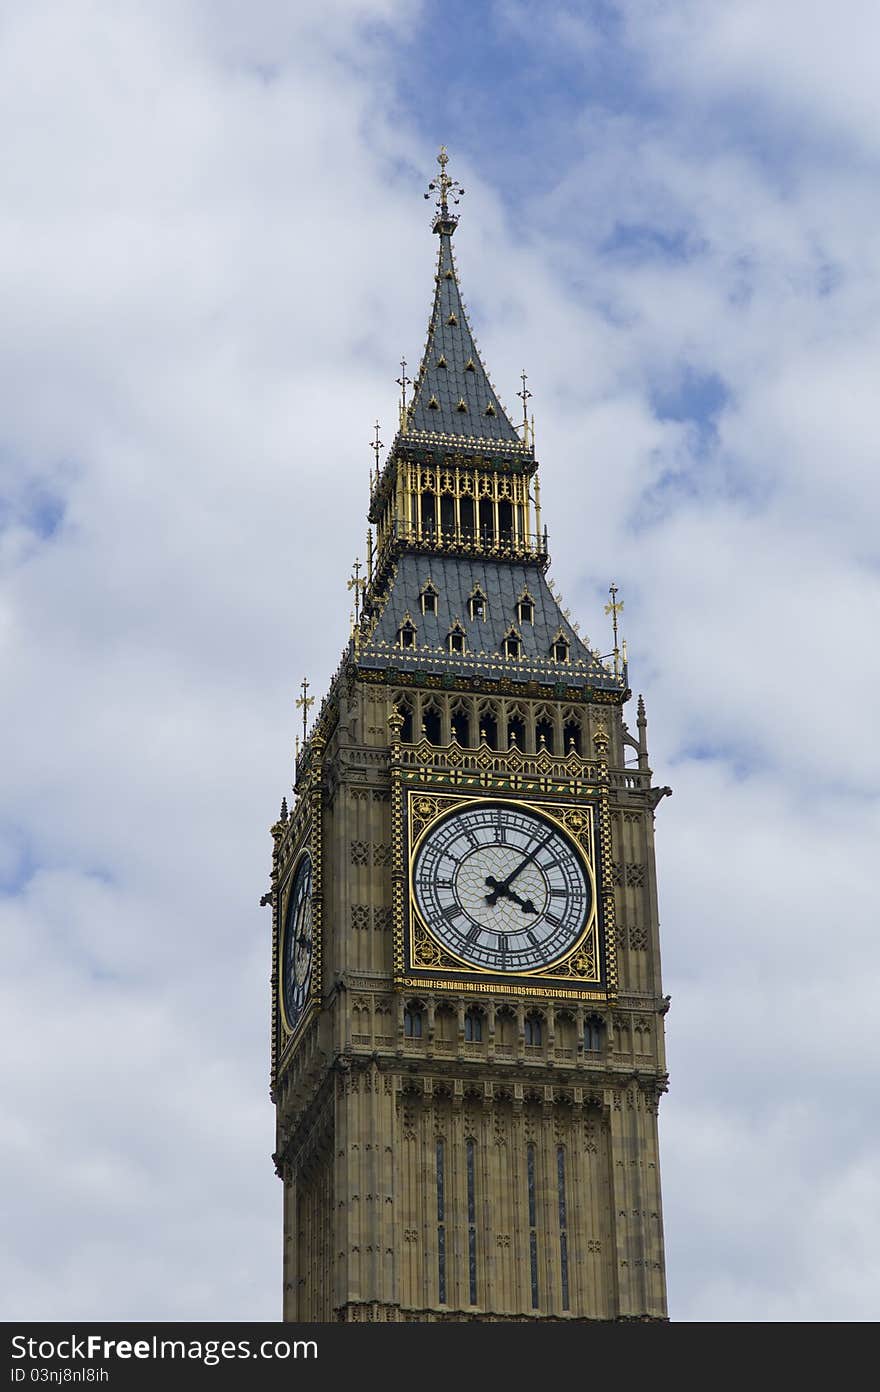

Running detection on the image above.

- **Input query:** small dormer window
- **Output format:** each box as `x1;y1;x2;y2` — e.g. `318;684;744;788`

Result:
437;354;447;368
397;618;417;649
447;624;466;654
552;636;570;663
468;589;487;621
518;595;535;624
420;582;438;616
485;403;496;416
464;357;475;372
428;395;439;409
447;313;458;326
456;398;468;412
503;630;522;660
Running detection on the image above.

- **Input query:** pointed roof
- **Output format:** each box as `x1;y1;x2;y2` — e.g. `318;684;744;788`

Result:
397;148;526;452
404;227;521;444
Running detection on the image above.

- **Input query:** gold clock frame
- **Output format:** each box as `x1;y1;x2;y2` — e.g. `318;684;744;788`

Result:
273;738;325;1071
278;846;316;1037
395;786;612;1002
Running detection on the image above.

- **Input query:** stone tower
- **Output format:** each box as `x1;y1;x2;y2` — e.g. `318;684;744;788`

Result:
269;150;671;1323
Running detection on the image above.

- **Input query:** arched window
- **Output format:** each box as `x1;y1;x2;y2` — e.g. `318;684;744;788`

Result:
420;490;436;535
535;715;555;753
422;703;442;745
479;704;499;749
450;700;471;747
563;717;582;755
507;710;526;749
395;700;414;743
524;1015;542;1046
478;497;494;545
404;1007;423;1039
584;1016;605;1052
464;1009;483;1042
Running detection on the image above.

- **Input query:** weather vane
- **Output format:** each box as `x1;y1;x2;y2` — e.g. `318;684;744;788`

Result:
424;145;465;222
604;583;624;678
295;677;315;745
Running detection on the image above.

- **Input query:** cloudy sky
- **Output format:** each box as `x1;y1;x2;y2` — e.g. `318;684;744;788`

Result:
2;0;878;1322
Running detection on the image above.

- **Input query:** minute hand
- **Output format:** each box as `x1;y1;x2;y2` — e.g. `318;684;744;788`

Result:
485;836;550;905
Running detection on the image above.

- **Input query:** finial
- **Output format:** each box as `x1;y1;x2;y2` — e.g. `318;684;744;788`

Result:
517;370;532;441
347;557;366;621
425;146;465;233
280;797;288;823
396;357;412;426
366;528;374;583
637;694;646;723
370;420;383;484
604;583;624;679
295;678;315;745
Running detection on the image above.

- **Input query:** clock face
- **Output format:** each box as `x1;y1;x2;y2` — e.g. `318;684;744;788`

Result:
281;853;313;1030
411;802;591;974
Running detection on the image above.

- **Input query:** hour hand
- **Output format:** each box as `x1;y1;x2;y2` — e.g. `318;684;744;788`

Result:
508;889;538;915
484;874;508;906
484;876;537;915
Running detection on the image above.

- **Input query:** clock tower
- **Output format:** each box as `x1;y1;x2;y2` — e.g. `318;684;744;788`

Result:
269;150;671;1323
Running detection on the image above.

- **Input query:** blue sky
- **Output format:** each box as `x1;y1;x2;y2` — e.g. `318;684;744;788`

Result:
1;0;879;1322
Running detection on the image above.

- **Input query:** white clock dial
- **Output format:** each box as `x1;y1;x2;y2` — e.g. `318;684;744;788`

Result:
412;802;591;973
281;853;313;1029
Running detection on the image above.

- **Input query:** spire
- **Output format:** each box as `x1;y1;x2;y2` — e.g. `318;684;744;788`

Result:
404;148;524;448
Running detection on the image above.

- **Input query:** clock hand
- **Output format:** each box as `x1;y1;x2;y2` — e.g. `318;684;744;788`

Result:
485;836;551;905
483;876;538;915
509;889;538;914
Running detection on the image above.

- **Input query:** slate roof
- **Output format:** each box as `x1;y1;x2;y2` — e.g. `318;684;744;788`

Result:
360;554;620;692
403;229;522;446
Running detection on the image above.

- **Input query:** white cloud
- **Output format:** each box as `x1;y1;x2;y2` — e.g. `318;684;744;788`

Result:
1;0;878;1322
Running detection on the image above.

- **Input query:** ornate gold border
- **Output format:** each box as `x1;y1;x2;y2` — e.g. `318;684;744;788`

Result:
278;847;314;1036
397;786;608;998
276;735;325;1063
